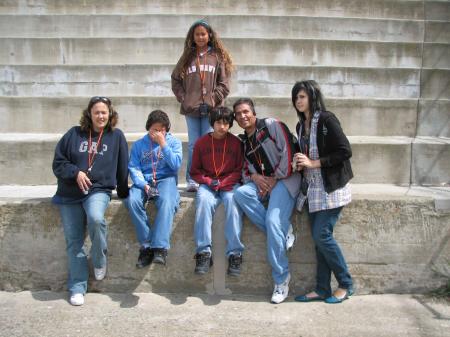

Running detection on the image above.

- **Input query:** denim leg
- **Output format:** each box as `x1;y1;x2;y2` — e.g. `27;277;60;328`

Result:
83;192;110;269
265;181;295;284
151;176;180;249
123;186;151;247
309;207;353;297
233;182;267;232
194;184;220;254
221;187;245;256
185;115;212;183
58;203;88;295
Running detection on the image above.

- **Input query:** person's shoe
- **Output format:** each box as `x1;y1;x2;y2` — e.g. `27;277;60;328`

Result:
294;291;325;302
194;252;213;275
286;224;296;251
271;273;291;304
325;287;354;304
94;265;107;281
69;293;84;306
186;182;199;192
227;254;243;277
152;248;168;265
136;247;153;269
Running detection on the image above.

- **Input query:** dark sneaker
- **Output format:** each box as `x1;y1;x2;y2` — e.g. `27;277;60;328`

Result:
227;254;243;277
194;252;213;275
136;247;153;269
152;248;168;265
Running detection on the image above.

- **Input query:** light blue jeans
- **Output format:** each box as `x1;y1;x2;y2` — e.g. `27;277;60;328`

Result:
185;115;212;184
58;192;110;295
234;181;295;284
194;184;244;256
124;176;180;249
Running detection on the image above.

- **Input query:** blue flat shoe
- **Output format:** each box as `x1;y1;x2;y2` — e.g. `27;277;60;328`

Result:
325;288;354;304
295;293;325;302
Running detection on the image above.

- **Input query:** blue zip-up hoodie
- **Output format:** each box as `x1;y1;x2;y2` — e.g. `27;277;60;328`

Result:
129;133;182;189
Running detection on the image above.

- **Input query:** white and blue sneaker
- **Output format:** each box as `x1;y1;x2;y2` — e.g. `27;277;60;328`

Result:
271;273;291;304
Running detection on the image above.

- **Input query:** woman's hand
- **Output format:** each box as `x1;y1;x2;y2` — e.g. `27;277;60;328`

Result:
294;153;321;169
76;171;92;193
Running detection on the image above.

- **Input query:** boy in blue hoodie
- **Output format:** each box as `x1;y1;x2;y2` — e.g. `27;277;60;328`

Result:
124;110;182;267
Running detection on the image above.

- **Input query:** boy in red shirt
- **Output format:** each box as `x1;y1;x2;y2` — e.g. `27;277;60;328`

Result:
190;107;244;276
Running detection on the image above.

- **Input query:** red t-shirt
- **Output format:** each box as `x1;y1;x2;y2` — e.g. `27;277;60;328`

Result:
190;132;244;191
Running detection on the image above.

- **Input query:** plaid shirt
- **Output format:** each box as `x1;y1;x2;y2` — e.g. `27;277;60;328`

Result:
297;111;351;213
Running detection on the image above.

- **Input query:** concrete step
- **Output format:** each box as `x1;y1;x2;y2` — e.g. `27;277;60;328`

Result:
1;184;449;295
0;64;421;98
421;68;450;100
1;134;449;185
418;99;450;138
0;14;425;42
0;37;427;68
0;96;420;137
0;0;427;20
425;21;450;43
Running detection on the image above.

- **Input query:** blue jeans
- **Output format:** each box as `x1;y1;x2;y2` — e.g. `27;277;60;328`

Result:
185;115;212;183
234;181;295;284
58;192;110;295
308;207;353;297
124;176;179;249
194;184;244;256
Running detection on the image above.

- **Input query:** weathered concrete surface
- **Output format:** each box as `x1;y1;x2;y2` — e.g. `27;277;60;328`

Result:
0;0;426;19
417;99;450;138
0;291;449;337
0;65;420;98
0;14;425;42
0;96;418;137
1;186;449;295
0;37;424;68
0;134;432;185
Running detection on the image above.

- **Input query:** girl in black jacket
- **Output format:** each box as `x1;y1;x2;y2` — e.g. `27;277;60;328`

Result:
291;80;354;304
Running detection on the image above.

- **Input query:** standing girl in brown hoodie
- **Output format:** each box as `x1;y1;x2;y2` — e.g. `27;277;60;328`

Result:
171;20;233;192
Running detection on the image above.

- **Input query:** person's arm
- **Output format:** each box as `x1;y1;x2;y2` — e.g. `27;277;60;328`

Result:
128;141;147;190
116;130;129;199
161;136;183;172
52;128;80;180
319;115;352;168
171;62;186;104
190;139;214;186
212;60;230;106
266;119;293;179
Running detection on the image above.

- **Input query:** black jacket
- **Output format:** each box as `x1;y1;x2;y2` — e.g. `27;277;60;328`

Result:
296;111;353;193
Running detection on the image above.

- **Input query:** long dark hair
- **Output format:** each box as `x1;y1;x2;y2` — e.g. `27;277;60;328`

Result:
291;80;326;119
79;96;118;132
176;20;233;77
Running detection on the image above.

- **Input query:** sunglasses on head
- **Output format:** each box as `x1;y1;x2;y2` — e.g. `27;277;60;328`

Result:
89;96;111;105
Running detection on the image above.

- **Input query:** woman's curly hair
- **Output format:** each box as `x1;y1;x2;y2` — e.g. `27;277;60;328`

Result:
177;20;234;78
79;96;118;132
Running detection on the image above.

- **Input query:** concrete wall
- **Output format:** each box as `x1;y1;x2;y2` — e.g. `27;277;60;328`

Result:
1;194;449;295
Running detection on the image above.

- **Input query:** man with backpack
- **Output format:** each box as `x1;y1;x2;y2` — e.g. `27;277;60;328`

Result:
232;98;300;304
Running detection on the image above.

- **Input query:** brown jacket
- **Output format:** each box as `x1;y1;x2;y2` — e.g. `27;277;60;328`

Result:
171;50;230;117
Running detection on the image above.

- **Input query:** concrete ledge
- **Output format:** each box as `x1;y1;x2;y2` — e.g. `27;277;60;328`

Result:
0;0;426;20
0;96;419;137
1;185;449;295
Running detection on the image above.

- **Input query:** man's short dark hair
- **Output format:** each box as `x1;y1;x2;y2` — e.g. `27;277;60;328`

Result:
209;107;234;128
145;110;171;131
232;97;256;115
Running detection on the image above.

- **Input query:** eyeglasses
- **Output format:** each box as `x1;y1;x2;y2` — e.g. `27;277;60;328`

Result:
89;96;111;105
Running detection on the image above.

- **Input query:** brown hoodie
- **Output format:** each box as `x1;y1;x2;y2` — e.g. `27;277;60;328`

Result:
171;50;230;117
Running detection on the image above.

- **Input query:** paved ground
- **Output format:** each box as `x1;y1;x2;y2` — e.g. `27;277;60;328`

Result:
0;291;448;337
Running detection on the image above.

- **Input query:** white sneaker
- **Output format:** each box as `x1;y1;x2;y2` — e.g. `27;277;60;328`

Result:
94;265;107;281
186;182;199;192
69;293;84;306
271;273;290;304
286;224;296;251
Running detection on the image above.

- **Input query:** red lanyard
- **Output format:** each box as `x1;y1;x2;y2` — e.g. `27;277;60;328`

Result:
149;140;161;183
211;133;228;178
248;134;265;175
87;128;104;173
196;51;208;98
